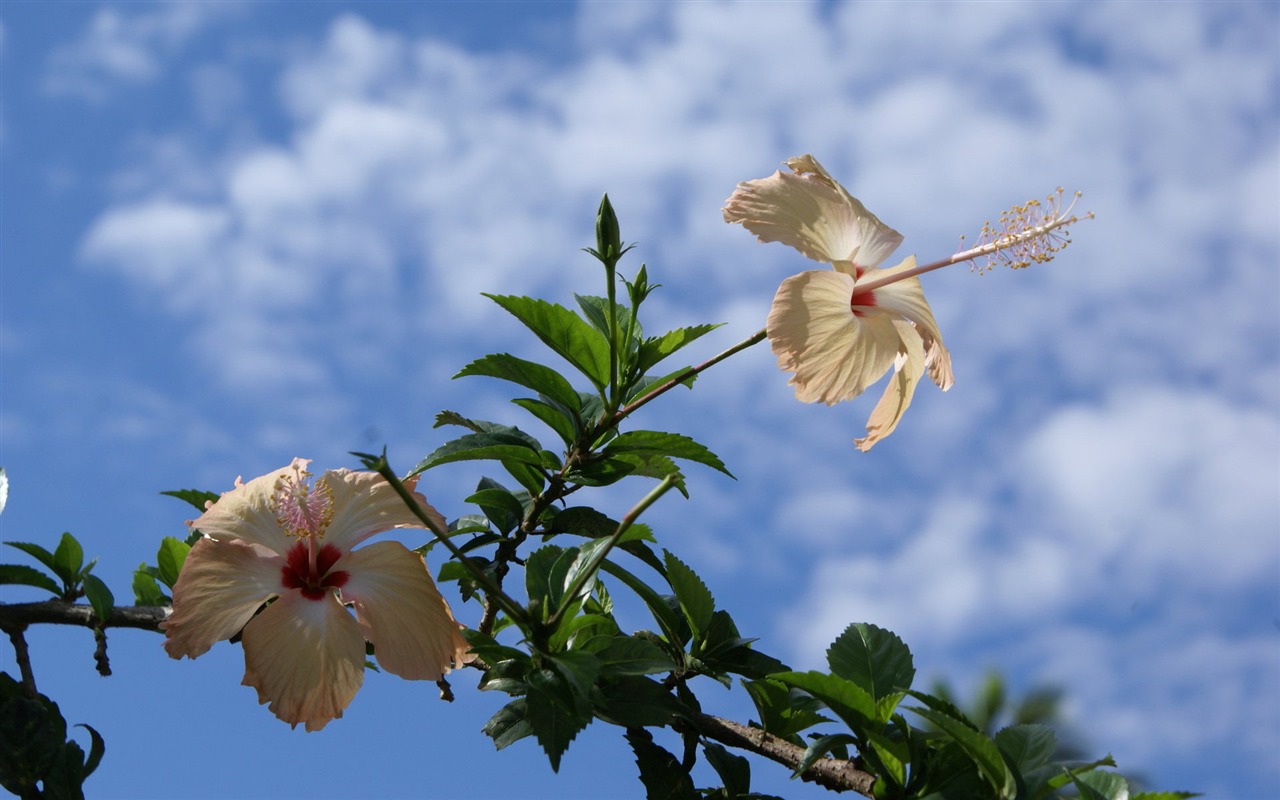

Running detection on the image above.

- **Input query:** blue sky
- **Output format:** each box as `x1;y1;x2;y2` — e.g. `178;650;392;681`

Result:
1;1;1277;798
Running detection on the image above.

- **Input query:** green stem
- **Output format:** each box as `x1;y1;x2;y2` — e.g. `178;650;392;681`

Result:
606;262;620;412
611;327;768;425
545;473;679;632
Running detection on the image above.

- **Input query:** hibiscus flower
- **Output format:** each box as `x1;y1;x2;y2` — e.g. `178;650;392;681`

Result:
162;458;469;731
723;154;954;451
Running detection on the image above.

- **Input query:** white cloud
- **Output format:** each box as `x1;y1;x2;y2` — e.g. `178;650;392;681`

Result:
81;199;231;297
44;1;235;101
1022;386;1280;588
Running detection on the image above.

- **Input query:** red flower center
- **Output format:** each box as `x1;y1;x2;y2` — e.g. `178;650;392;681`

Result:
850;268;877;317
281;541;349;601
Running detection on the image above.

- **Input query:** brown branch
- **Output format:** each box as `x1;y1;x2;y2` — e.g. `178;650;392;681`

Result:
0;601;168;632
692;713;876;796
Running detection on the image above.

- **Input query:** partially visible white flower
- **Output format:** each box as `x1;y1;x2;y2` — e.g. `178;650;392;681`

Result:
724;155;953;451
162;458;469;731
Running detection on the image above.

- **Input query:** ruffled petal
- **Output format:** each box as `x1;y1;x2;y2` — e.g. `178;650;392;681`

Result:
854;320;927;452
767;270;903;404
162;537;283;660
240;590;366;732
723;154;903;267
321;471;444;553
863;257;954;390
189;462;302;555
339;541;470;680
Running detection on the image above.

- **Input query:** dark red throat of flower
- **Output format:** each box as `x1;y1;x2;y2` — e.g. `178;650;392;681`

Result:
851;267;877;317
282;541;348;601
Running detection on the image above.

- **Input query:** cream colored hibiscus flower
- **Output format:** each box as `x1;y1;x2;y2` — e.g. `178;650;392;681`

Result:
162;458;469;731
724;154;954;451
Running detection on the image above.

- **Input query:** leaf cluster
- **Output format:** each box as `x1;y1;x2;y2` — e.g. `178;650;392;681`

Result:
0;673;104;800
1;533;114;623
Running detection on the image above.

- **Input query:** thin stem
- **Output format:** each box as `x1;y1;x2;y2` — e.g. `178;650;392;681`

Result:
368;460;529;627
545;473;679;632
607;266;619;412
612;327;768;425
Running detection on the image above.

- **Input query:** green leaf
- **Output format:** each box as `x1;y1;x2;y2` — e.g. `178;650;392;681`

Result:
465;481;526;536
994;724;1056;774
1129;793;1202;800
633;323;722;378
160;489;219;512
484;294;611;389
1070;770;1129;800
3;541;59;578
0;564;61;596
697;611;788;680
595;636;679;677
626;729;698;800
909;700;1017;800
602;430;734;478
482;698;534;750
51;532;84;587
81;574;114;624
548;506;617;538
156;537;192;590
502;456;548;495
76;724;105;779
792;732;859;779
702;740;751;798
575;294;638;345
525;666;592;771
770;671;878;736
413;431;545;474
511;398;579;446
663;550;715;637
599;559;689;647
131;565;168;606
592;675;689;728
826;622;914;719
526;546;568;620
456;353;583;413
741;679;831;743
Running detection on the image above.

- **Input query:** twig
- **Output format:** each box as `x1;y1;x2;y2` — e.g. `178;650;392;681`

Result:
611;328;767;425
692;713;876;796
93;627;112;677
2;622;38;697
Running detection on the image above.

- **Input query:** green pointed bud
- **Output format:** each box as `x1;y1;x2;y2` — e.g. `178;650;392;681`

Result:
595;193;622;262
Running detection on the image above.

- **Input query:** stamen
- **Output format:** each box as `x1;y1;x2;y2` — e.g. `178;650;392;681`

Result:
271;465;335;539
852;188;1092;295
970;188;1092;272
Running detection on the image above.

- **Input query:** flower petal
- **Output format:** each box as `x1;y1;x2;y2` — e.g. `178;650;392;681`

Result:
339;541;470;680
321;471;444;553
723;154;903;267
190;462;303;555
855;320;927;452
767;270;904;404
240;590;366;732
162;537;283;660
862;256;954;390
